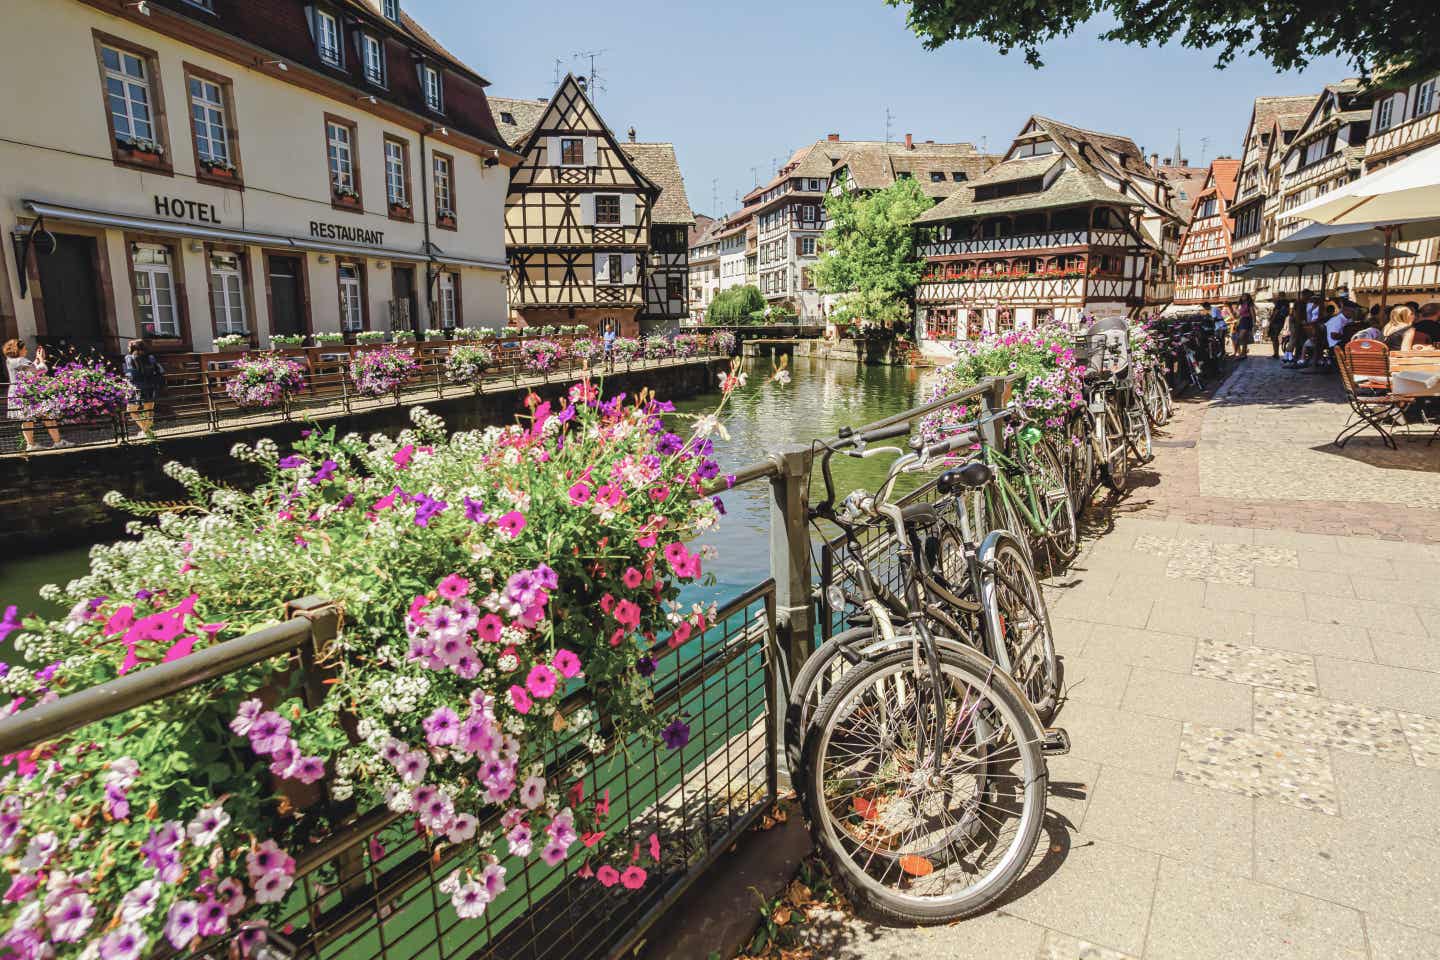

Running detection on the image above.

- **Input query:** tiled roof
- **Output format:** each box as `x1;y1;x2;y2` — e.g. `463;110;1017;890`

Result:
970;154;1063;186
348;1;488;84
914;168;1140;224
747;137;985;200
620;142;695;225
1252;95;1320;131
688;214;717;248
1159;164;1209;218
486;96;548;148
1210;158;1241;203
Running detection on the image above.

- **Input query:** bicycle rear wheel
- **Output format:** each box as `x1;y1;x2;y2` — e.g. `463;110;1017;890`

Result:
1028;440;1078;564
1125;391;1153;462
1101;402;1129;491
802;645;1046;924
1064;413;1094;516
980;532;1059;721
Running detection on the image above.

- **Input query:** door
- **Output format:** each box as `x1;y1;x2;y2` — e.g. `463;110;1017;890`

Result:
267;255;305;337
35;234;104;357
391;266;417;335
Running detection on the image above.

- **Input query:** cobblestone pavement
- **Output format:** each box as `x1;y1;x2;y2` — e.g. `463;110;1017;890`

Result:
783;359;1440;959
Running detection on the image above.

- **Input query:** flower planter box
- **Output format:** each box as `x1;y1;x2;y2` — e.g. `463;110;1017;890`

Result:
333;192;362;210
436;212;456;229
201;163;239;181
388;203;413;219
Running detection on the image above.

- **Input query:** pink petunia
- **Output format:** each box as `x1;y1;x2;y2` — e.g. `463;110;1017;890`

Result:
496;511;527;538
392;444;415;468
648;833;661;862
667;621;692;649
508;685;533;715
526;665;557;699
612;600;641;630
162;636;196;662
552;649;582;679
621;567;643;589
437;574;470;600
567;482;592;506
476;614;504;643
596;865;620;887
620;866;647;890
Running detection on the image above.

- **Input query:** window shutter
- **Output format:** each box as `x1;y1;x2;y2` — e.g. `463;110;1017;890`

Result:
579;194;595;226
622;254;638;285
620;194;636;227
583;138;598;167
547;137;561;167
795;238;804;256
594;253;610;283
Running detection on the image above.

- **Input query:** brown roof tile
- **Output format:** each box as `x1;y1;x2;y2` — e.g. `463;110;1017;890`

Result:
621;142;695;225
486;96;548;149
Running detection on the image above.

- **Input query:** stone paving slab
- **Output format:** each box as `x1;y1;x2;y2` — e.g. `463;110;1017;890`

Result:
1174;723;1337;814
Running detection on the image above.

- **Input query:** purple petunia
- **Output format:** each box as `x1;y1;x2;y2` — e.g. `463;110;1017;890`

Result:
277;455;307;469
661;719;690;751
165;900;200;949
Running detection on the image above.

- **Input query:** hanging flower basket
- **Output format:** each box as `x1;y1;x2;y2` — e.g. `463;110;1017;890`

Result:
350;345;419;397
225;357;307;410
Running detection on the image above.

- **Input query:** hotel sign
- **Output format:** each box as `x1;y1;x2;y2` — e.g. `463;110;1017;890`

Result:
154;195;221;224
310;221;385;246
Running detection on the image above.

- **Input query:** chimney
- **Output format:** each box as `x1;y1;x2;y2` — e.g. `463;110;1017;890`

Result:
1182;157;1189;166
827;133;840;142
904;133;914;150
925;139;934;144
1149;152;1159;171
627;126;636;142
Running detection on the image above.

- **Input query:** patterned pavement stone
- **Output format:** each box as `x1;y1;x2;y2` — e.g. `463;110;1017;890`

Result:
1399;712;1440;768
1192;639;1319;694
1175;723;1338;814
1253;689;1411;761
1039;931;1137;960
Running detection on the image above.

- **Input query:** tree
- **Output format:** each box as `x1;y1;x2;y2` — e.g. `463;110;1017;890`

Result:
812;177;933;329
887;0;1440;88
706;285;766;324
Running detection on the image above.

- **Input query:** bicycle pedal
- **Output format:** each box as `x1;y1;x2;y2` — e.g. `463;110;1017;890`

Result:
1040;727;1071;756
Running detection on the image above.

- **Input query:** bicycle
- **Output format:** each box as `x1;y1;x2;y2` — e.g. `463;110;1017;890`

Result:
782;422;1064;922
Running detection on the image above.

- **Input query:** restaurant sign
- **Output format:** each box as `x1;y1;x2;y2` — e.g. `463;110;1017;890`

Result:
310;221;385;246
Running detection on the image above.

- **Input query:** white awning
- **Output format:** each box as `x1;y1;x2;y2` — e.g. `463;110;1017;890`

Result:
21;200;508;272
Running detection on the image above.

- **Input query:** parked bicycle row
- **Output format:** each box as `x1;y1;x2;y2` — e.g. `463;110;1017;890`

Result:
772;321;1204;925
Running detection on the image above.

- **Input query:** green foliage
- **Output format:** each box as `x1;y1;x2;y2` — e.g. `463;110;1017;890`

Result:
813;178;932;329
706;285;766;325
888;0;1440;88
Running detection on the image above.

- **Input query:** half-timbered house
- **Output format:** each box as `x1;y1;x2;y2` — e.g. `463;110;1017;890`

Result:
1228;95;1314;302
1174;159;1240;305
912;116;1184;349
487;75;692;335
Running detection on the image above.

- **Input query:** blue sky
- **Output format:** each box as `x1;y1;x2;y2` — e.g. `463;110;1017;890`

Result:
412;0;1350;218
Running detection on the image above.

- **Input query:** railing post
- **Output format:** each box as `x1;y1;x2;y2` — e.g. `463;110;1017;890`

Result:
285;596;340;711
978;375;1011;449
768;444;814;680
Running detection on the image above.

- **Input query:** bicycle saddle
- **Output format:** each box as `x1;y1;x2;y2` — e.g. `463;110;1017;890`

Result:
936;460;992;495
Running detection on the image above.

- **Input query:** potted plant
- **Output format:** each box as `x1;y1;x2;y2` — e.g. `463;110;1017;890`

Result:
349;343;419;398
213;333;250;352
270;333;307;349
450;327;482;341
388;198;412;218
444;343;494;391
436;207;457;228
117;136;164;164
333;184;361;209
425;328;452;341
354;330;387;345
225;356;307;411
199;156;239;180
312;331;345;346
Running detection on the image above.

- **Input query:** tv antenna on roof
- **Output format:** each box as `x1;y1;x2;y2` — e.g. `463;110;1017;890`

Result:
572;49;607;98
553;58;564;89
1199;136;1211;165
885;107;894;143
712;178;719;217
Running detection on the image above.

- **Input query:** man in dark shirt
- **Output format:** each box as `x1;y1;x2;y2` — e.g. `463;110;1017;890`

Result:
1414;301;1440;344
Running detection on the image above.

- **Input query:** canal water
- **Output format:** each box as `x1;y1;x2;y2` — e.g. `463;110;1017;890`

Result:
0;356;929;647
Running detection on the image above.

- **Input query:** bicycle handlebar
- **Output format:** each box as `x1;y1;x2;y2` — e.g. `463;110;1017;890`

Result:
923;430;978;459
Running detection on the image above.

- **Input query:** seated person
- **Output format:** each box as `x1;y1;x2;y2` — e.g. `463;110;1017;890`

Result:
1413;301;1440;346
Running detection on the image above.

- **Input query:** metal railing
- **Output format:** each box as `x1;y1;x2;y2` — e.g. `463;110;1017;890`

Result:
0;339;732;456
0;586;778;960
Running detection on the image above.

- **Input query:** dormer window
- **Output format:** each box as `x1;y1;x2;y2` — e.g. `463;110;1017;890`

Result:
421;64;443;112
929;171;944;182
315;9;342;67
382;0;400;21
500;111;515;125
951;172;967;181
361;34;385;86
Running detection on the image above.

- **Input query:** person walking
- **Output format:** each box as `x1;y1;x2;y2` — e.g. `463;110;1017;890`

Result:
602;320;617;370
1234;294;1255;358
1268;298;1291;359
123;340;164;437
4;338;65;451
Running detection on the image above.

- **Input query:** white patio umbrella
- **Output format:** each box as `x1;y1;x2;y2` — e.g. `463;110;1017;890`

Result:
1230;246;1412;305
1268;215;1440;309
1288;142;1440;224
1286;143;1440;309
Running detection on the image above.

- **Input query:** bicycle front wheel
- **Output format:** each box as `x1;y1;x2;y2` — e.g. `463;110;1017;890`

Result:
1101;402;1129;491
802;645;1047;924
1029;440;1078;564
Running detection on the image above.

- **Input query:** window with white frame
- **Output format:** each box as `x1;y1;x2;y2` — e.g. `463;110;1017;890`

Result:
1417;79;1437;117
1303;138;1327;166
327;121;355;193
188;76;230;165
316;10;342;66
209;252;246;334
437;272;458;328
133;243;179;338
384;139;407;207
361;34;385;86
382;0;400;21
433;155;453;220
422;65;443;112
1377;98;1394;131
101;45;155;145
800;237;816;256
338;262;364;331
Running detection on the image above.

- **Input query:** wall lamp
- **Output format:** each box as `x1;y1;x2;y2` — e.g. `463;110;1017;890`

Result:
127;1;151;15
263;60;289;72
360;95;378;105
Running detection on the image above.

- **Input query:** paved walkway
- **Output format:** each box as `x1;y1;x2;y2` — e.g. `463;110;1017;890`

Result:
788;359;1440;959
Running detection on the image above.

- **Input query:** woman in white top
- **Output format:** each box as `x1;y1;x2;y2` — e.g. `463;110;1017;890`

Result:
4;338;64;450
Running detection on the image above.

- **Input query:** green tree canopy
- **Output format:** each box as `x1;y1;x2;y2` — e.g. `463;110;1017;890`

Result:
706;284;766;324
812;177;933;328
888;0;1439;87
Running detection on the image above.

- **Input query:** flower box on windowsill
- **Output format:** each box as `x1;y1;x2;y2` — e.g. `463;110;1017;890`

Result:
117;137;165;166
200;159;239;180
436;211;456;229
333;190;362;210
388;201;413;219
